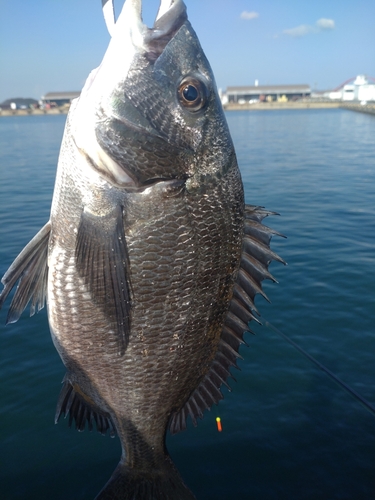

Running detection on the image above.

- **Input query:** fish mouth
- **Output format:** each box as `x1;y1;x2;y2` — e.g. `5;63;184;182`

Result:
145;0;188;61
105;0;187;59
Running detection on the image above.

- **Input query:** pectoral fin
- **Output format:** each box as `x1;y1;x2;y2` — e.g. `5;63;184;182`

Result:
0;222;50;324
75;205;131;355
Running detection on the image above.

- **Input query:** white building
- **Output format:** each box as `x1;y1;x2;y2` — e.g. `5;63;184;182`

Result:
353;75;375;102
329;75;375;102
342;84;355;101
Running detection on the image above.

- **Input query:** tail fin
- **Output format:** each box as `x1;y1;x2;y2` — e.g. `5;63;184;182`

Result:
95;458;196;500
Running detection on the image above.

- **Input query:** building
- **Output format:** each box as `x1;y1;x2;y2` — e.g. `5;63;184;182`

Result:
0;97;39;109
353;75;375;102
224;84;311;104
342;84;355;101
328;75;375;102
41;91;81;107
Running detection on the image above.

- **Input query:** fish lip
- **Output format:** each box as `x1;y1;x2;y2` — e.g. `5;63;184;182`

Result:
113;0;187;61
144;0;188;60
136;176;187;193
115;177;188;194
153;0;187;31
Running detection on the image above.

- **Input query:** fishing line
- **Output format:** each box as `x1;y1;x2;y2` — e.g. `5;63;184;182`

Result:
262;318;375;418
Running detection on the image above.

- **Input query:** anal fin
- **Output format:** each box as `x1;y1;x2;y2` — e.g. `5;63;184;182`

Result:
0;222;50;323
55;375;116;437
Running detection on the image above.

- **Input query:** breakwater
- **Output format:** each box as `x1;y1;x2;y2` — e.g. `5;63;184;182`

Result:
340;102;375;115
224;101;375;115
224;101;341;111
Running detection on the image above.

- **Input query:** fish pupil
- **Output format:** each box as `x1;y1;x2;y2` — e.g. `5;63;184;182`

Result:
183;85;198;102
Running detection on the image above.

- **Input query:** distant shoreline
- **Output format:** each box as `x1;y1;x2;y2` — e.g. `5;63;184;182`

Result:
0;107;68;116
1;101;374;116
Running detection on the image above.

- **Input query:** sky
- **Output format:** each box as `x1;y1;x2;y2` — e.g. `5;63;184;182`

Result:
1;0;375;102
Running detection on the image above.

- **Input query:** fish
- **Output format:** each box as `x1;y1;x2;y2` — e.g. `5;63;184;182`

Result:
0;0;284;498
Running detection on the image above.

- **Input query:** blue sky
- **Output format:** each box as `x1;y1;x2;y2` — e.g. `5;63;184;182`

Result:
1;0;375;102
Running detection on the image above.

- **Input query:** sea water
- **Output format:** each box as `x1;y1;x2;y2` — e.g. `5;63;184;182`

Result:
0;110;374;499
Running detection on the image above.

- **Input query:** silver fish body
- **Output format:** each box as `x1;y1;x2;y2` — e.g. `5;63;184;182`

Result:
0;1;283;498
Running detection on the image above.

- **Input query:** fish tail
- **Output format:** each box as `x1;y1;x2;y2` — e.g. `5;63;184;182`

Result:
95;458;196;500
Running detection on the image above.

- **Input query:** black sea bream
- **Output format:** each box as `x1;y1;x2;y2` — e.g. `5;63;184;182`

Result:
0;0;284;498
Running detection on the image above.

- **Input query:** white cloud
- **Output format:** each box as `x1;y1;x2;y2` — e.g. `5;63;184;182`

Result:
283;24;314;38
240;11;259;20
282;18;335;37
316;18;335;30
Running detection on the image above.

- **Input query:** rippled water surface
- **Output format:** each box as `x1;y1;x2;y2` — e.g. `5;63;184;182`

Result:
0;110;374;499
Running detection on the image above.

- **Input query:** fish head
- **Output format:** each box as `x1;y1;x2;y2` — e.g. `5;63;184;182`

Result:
72;0;236;192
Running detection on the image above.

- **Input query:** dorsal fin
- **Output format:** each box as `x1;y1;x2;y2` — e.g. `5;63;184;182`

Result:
169;205;285;434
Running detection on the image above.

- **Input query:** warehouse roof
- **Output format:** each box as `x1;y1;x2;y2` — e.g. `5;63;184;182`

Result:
227;84;311;94
41;91;81;100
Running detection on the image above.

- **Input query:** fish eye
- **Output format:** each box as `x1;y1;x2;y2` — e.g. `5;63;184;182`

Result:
178;77;208;112
183;85;198;102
